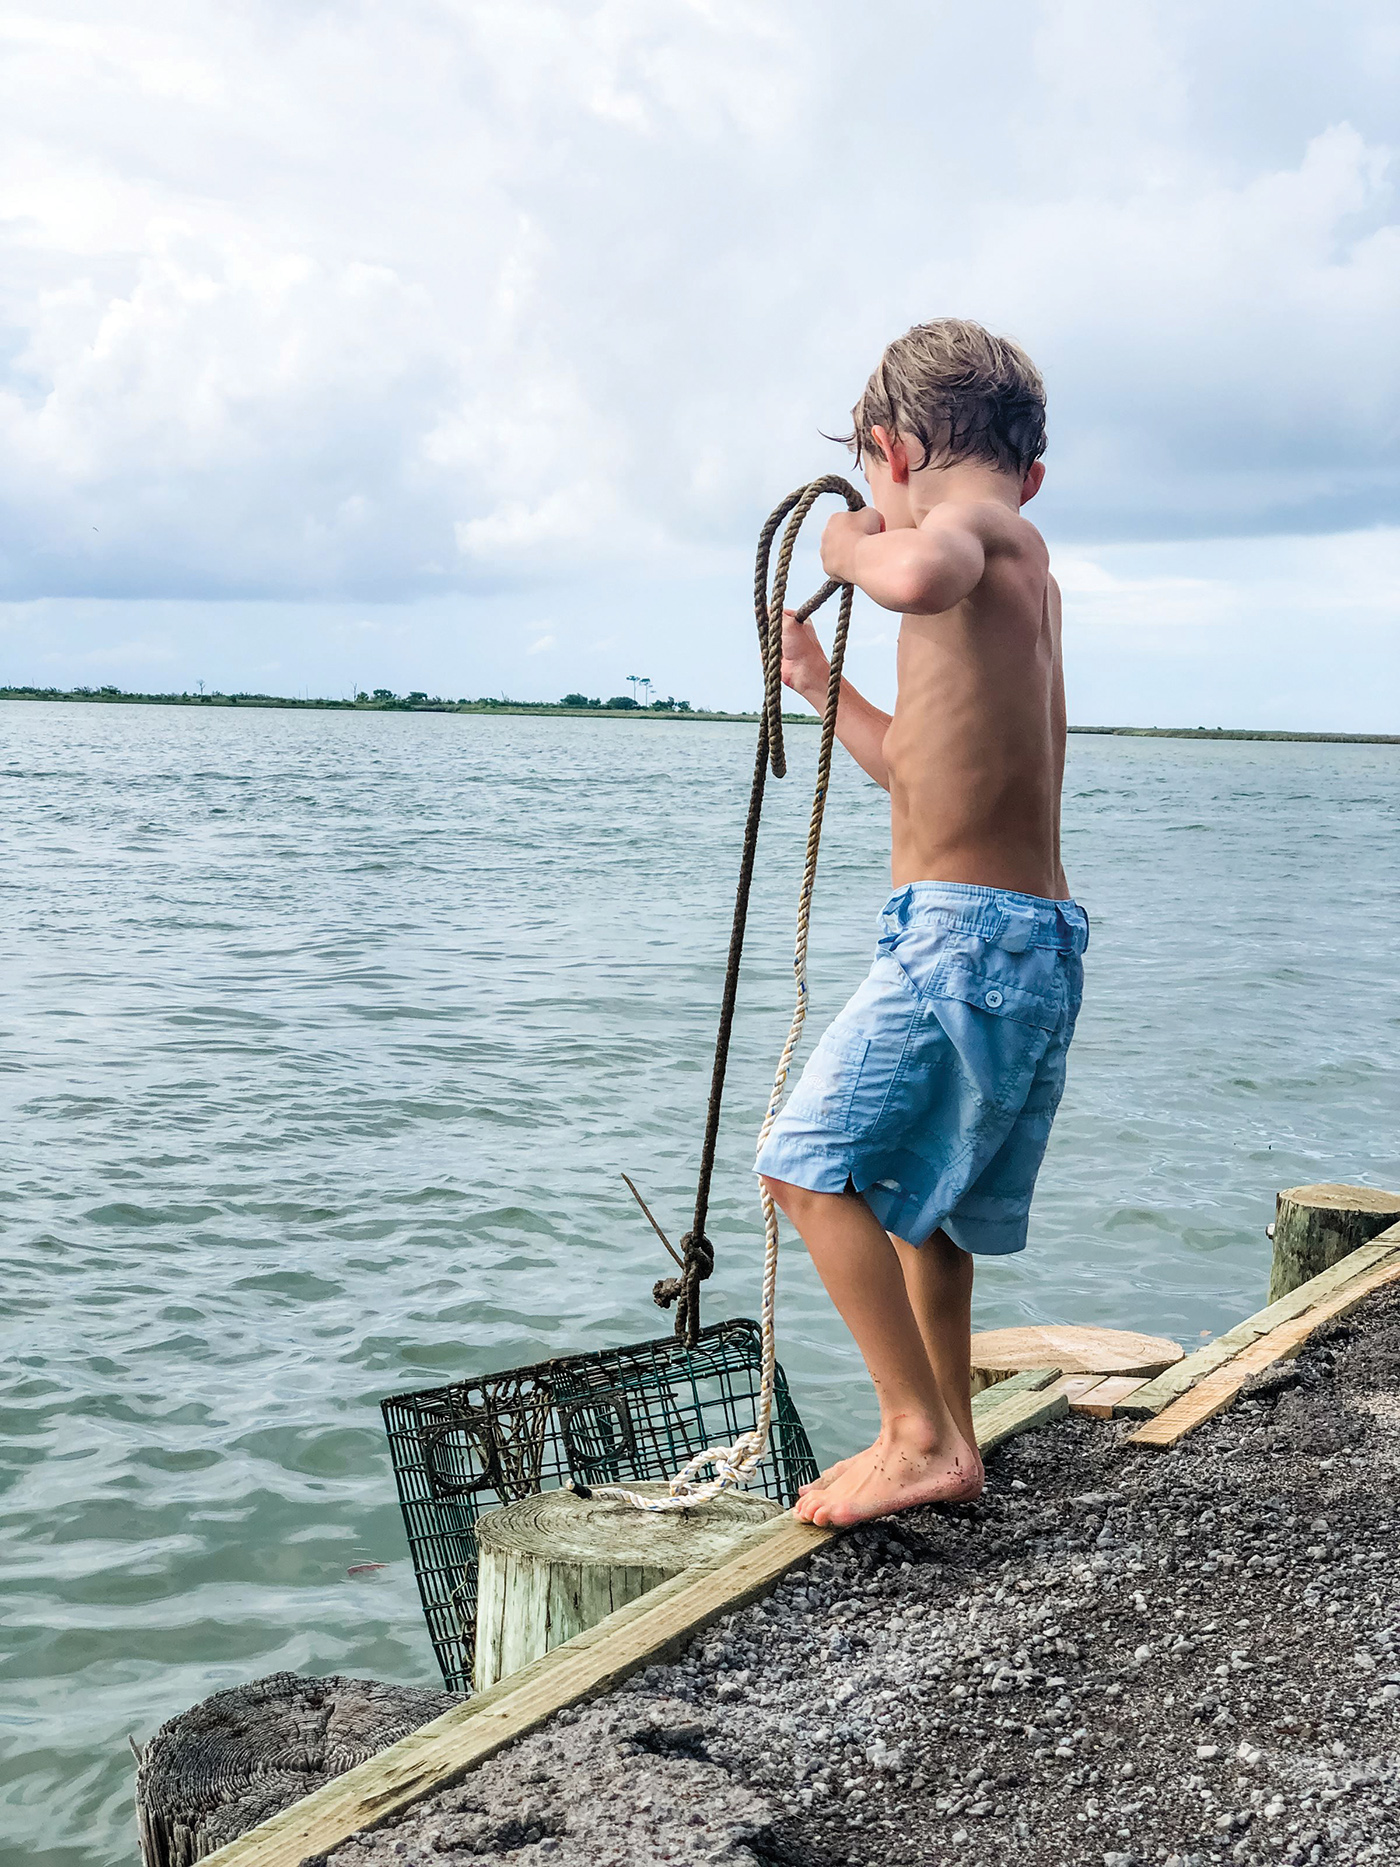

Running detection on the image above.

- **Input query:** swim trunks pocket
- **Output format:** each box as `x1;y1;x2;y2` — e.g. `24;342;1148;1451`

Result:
932;948;1064;1031
923;972;1059;1119
804;967;918;1138
826;1030;874;1134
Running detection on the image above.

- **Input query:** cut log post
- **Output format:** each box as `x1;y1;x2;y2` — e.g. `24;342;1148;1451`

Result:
473;1482;779;1693
134;1673;454;1867
969;1324;1182;1397
1267;1183;1400;1302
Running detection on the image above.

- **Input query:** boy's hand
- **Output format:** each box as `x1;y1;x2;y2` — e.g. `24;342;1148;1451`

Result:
820;506;884;584
780;610;831;707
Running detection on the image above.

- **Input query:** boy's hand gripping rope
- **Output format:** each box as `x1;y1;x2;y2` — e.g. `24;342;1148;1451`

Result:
593;475;865;1512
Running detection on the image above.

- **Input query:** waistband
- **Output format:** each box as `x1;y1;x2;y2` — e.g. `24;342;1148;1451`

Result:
879;881;1089;955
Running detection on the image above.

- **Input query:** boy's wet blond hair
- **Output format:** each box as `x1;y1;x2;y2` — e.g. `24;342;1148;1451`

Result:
845;318;1046;478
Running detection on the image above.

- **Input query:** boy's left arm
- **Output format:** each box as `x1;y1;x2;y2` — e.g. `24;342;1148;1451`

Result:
821;507;985;616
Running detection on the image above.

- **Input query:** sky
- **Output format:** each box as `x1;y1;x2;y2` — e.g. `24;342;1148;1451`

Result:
1;1;1397;727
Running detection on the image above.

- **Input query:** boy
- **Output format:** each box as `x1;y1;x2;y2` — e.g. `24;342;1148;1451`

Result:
756;318;1087;1528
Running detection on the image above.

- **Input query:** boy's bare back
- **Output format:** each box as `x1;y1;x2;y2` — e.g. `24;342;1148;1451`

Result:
784;328;1066;904
884;501;1065;899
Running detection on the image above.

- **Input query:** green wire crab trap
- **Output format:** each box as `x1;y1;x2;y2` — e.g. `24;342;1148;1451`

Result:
381;1316;817;1694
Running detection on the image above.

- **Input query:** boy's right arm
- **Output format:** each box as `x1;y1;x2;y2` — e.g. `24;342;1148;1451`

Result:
780;611;892;792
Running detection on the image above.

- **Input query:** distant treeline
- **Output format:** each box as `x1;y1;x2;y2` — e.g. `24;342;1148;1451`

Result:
0;683;786;722
2;686;1394;742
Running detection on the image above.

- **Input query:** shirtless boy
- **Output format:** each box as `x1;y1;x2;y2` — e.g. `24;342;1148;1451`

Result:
756;318;1087;1529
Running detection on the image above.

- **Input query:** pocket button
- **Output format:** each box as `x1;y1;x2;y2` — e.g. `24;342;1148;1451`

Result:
984;988;1004;1009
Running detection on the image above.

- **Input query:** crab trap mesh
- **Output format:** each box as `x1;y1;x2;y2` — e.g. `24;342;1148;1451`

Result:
382;1315;818;1693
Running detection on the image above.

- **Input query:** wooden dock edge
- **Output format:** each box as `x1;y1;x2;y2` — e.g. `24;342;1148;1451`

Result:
200;1370;1069;1866
1128;1246;1400;1449
197;1514;830;1867
1118;1225;1400;1418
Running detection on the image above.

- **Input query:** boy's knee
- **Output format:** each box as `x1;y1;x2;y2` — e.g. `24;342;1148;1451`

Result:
762;1176;843;1226
760;1174;808;1220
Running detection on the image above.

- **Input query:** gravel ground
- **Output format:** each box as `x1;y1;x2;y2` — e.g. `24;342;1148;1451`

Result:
322;1283;1400;1867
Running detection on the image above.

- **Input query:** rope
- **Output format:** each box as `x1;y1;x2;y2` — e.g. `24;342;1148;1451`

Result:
597;475;864;1511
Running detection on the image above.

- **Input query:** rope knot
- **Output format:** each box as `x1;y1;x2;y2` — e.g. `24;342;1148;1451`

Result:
652;1230;713;1312
653;1230;714;1348
679;1230;715;1282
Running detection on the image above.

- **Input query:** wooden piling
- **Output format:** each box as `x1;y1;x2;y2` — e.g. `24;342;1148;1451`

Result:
134;1674;454;1867
472;1483;778;1692
1267;1183;1400;1302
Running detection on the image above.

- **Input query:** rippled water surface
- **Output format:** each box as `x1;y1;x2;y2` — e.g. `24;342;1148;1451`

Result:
3;700;1398;1863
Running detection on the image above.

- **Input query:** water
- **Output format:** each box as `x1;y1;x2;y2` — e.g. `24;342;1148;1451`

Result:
2;699;1397;1864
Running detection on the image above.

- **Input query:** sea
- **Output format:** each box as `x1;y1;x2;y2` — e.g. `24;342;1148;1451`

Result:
3;699;1398;1864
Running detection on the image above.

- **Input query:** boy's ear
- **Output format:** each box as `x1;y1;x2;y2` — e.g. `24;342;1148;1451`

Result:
1019;461;1046;505
869;425;910;485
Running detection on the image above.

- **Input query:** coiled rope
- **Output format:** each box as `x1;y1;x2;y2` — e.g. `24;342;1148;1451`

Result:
594;475;865;1511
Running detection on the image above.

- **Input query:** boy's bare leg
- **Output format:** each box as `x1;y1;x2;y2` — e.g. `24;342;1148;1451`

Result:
762;1178;983;1525
891;1227;978;1450
800;1224;981;1498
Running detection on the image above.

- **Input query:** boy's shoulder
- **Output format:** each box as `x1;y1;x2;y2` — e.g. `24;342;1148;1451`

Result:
919;497;1047;564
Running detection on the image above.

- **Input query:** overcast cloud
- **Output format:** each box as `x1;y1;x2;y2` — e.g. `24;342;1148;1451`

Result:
1;1;1397;723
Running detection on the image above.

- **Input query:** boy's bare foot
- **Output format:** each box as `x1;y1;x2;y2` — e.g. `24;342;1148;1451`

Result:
792;1422;983;1527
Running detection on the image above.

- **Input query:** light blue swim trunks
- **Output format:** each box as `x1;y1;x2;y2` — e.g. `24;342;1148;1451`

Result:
754;882;1088;1255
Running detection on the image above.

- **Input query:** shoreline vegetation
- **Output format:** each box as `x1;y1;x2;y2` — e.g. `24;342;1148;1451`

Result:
1;684;1395;744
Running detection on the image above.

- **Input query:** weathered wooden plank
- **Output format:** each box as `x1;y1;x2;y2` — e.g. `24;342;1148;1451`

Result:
1040;1372;1146;1417
1129;1252;1400;1449
1043;1374;1106;1410
975;1377;1069;1452
969;1363;1060;1417
1119;1230;1400;1417
1077;1375;1146;1418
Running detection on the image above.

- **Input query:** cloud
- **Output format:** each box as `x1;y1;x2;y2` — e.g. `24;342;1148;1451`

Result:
1057;524;1400;628
0;0;1395;615
526;632;556;655
57;634;177;670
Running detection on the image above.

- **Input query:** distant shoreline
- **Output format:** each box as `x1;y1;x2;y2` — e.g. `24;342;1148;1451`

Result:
1;686;1394;744
1066;724;1398;745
